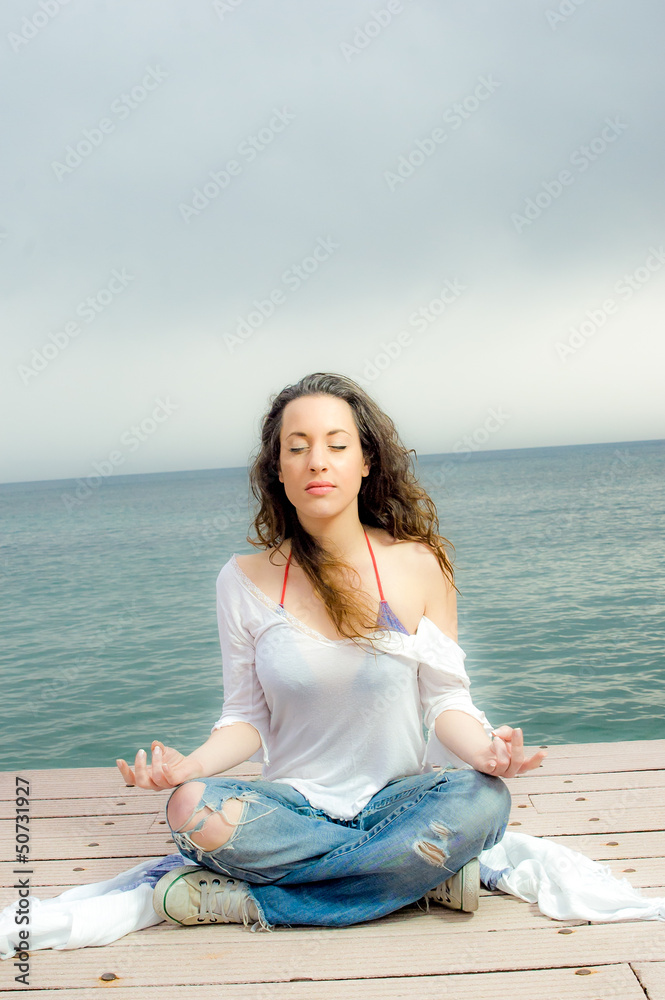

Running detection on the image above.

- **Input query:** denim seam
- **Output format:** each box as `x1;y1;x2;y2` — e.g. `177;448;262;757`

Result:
319;780;445;862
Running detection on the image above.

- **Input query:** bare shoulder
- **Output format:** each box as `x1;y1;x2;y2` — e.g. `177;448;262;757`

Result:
383;533;458;641
234;550;268;573
369;527;449;577
410;538;454;579
234;546;289;588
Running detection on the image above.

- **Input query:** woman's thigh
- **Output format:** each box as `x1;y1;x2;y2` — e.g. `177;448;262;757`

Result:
359;768;511;846
165;776;359;884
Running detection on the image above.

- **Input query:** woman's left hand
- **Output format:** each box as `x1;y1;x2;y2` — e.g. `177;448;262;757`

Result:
480;725;547;777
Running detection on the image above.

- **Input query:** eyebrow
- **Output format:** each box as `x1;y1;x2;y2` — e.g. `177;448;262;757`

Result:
285;429;351;439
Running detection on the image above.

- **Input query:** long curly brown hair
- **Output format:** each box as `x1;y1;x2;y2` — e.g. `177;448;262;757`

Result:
246;372;458;648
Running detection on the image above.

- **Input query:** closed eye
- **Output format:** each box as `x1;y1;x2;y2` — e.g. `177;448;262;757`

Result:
289;446;347;453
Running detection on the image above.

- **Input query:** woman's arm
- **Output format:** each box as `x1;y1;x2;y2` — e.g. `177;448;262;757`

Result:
190;721;262;776
434;711;547;777
116;721;262;790
418;544;547;777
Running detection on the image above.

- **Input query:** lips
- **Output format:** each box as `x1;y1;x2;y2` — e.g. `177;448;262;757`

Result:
306;482;335;494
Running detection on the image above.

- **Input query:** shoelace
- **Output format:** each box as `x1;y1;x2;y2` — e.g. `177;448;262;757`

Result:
198;878;253;924
430;878;453;903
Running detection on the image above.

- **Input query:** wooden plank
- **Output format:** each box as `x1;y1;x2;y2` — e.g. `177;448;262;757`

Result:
7;923;665;988
0;768;143;800
533;739;665;759
1;749;661;797
508;794;532;809
549;831;665;860
0;766;259;801
510;801;538;822
529;751;665;776
632;961;665;999
5;793;171;819
605;857;665;887
0;857;155;888
530;787;664;813
503;769;665;796
0;835;177;862
505;805;665;837
0;964;649;1000
639;886;665;897
0;814;155;842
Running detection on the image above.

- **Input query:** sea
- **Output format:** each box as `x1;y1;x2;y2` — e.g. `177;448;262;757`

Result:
1;439;663;771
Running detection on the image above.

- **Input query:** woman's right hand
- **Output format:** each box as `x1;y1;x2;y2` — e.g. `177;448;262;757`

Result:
116;740;204;790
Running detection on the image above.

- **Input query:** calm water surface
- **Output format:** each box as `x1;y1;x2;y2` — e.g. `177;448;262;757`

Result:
1;439;663;770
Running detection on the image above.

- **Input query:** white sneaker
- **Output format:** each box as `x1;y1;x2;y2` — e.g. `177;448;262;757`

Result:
424;857;480;912
153;865;261;927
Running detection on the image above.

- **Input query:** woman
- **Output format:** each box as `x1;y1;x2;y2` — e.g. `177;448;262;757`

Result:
116;372;546;932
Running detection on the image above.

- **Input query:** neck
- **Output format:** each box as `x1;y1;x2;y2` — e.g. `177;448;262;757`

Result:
295;506;368;561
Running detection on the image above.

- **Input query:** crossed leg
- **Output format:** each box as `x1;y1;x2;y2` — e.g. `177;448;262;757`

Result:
163;771;512;931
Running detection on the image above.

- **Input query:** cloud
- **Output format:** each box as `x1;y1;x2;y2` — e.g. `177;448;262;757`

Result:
1;0;663;482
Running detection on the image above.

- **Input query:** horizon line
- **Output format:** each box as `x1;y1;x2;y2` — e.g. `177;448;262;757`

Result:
1;435;662;489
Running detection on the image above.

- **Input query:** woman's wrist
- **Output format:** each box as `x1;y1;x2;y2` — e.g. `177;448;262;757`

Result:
433;709;492;768
182;752;206;777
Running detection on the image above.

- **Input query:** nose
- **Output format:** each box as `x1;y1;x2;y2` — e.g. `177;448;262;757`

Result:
308;441;328;471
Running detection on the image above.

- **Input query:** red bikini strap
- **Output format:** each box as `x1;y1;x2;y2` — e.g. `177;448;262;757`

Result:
364;529;386;602
281;533;384;607
279;551;292;607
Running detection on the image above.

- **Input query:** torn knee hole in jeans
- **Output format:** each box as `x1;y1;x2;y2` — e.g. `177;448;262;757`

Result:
414;820;452;868
173;790;278;850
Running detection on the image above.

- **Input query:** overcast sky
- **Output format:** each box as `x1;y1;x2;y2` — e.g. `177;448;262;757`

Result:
1;0;663;484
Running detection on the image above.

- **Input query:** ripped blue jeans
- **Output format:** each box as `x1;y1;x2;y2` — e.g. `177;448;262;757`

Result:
166;768;511;931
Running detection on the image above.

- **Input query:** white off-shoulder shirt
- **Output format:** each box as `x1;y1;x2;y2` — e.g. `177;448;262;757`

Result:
211;554;494;820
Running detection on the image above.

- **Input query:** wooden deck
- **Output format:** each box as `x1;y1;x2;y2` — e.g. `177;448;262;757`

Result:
1;739;664;998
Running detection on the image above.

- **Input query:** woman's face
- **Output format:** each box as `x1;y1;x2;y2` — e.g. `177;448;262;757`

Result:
277;394;370;520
